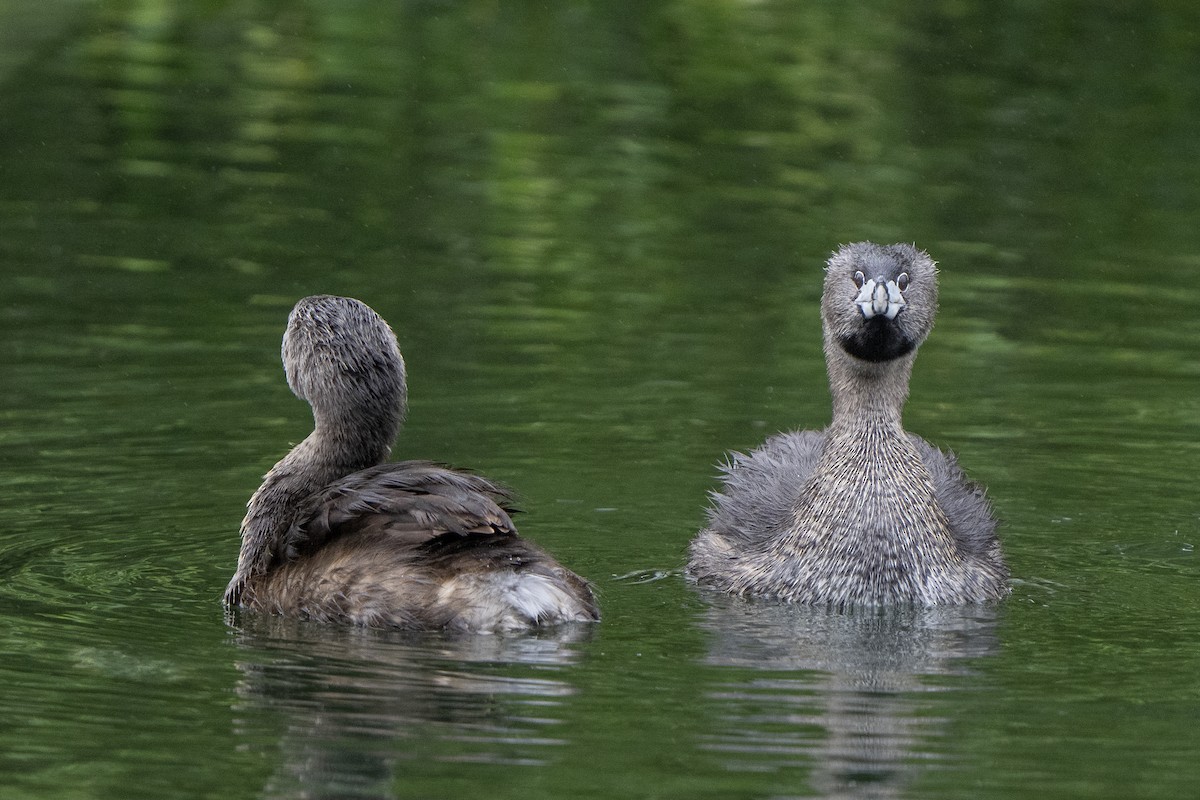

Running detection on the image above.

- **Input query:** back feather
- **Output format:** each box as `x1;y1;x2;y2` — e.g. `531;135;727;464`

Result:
279;461;518;562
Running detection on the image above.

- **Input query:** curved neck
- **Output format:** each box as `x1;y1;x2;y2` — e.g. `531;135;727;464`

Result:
309;400;402;469
225;400;402;604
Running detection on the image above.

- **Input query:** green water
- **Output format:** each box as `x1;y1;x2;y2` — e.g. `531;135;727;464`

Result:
2;2;1199;798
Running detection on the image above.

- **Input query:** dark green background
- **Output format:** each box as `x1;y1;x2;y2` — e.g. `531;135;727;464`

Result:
2;2;1198;798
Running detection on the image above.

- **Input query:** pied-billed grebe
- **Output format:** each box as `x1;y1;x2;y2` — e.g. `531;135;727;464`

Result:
224;295;600;632
688;243;1009;607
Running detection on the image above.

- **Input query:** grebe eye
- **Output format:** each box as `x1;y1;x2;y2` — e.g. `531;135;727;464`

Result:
852;270;865;289
896;272;910;291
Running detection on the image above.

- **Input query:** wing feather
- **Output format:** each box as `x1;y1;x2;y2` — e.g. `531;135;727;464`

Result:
280;460;519;560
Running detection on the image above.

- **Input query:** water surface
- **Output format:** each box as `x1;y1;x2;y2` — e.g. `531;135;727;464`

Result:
2;2;1199;798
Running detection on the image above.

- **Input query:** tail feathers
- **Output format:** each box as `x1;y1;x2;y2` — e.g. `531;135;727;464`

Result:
439;569;600;632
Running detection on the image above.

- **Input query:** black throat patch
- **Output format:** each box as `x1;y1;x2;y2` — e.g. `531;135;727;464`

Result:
838;317;916;362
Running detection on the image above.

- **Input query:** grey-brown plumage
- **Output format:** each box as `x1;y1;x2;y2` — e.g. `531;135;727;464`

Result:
688;243;1009;607
224;295;599;632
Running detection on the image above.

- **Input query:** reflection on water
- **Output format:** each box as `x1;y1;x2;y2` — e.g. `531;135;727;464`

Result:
228;616;594;800
3;1;1200;798
697;597;1000;799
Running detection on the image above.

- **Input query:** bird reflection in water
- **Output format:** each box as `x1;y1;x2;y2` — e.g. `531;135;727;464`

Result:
227;616;595;800
697;597;1000;799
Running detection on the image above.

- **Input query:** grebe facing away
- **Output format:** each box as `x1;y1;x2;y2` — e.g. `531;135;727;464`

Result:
224;295;599;632
688;243;1009;608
